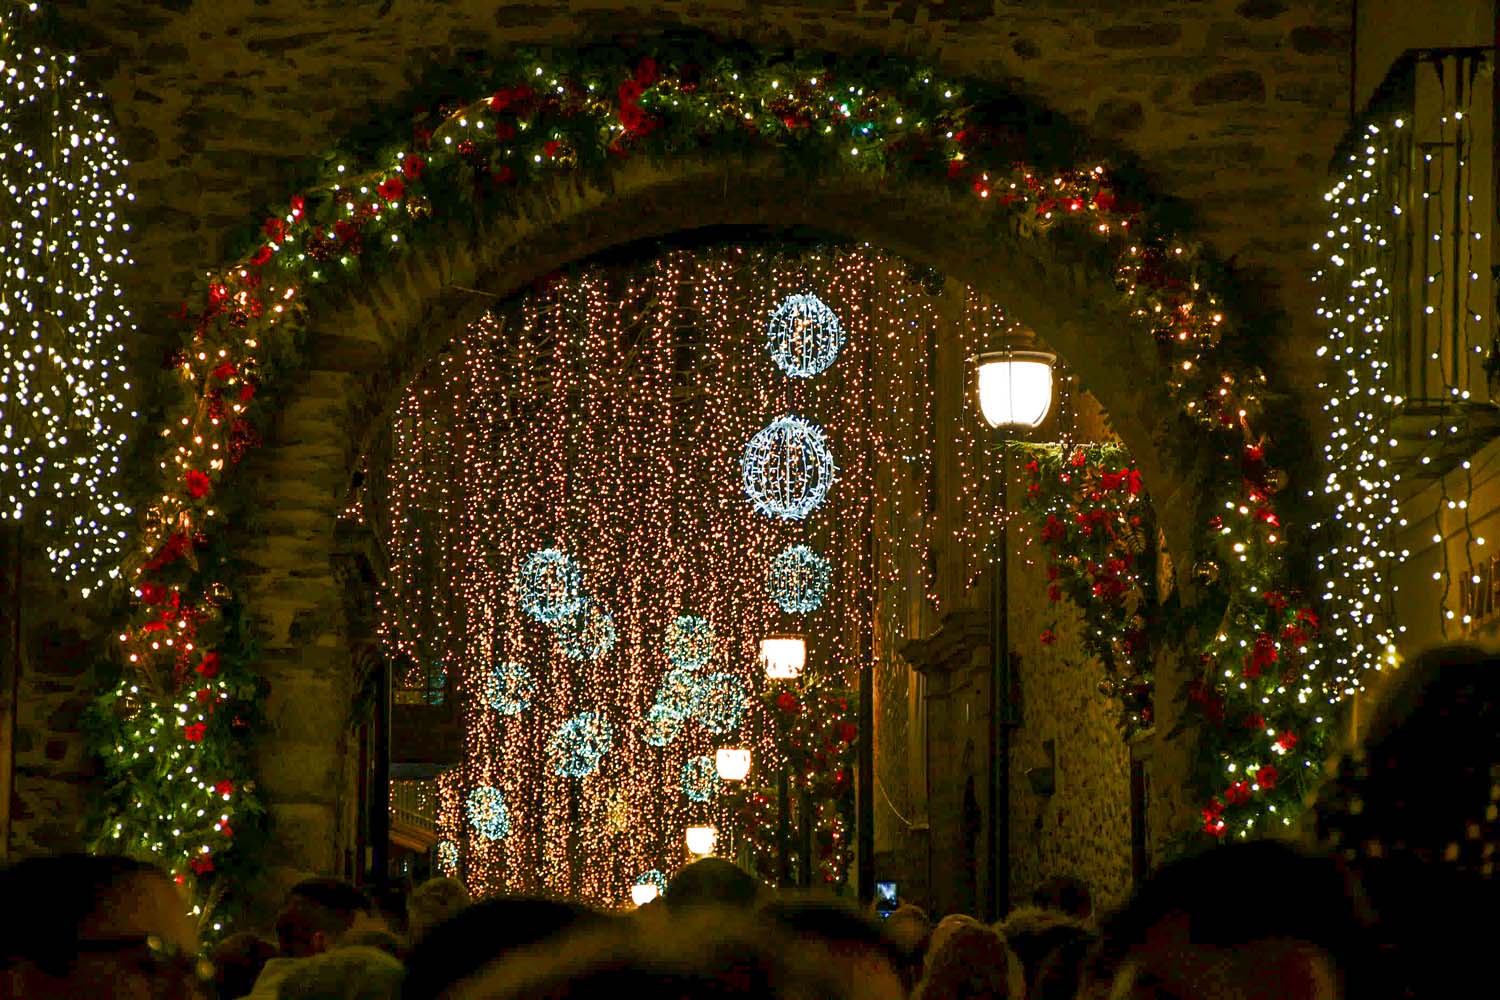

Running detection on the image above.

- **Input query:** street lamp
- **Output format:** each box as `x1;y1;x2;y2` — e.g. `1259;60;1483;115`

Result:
630;883;659;906
685;824;718;857
716;748;752;782
972;346;1055;923
760;634;806;680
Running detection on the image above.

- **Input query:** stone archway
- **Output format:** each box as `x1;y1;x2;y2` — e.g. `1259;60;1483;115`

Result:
238;152;1206;910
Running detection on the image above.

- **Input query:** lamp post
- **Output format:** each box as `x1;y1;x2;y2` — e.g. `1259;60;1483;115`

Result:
716;748;751;867
972;347;1055;922
762;635;806;886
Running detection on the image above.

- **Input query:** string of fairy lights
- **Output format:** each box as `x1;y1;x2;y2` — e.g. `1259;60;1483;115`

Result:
1311;53;1490;693
0;1;137;593
372;244;1051;900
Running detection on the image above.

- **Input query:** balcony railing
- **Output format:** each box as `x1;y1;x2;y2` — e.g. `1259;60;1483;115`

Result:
390;778;439;850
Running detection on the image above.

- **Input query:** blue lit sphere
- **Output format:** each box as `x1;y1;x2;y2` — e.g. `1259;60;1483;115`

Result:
682;754;722;803
665;614;716;670
466;786;511;840
548;712;614;778
514;549;584;624
635;869;668;894
555;597;617;662
767;293;845;378
436;839;459;875
641;703;684;747
767;544;832;613
742;415;836;521
655;667;702;719
485;662;535;716
691;672;749;735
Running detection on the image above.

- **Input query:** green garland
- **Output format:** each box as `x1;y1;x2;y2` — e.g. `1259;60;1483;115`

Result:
94;31;1337;919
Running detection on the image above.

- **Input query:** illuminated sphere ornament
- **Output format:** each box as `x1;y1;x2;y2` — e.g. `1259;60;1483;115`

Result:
466;786;511;841
0;6;139;593
665;615;717;670
641;703;685;747
555;597;618;661
484;662;535;716
767;545;832;613
655;667;702;719
513;548;584;624
548;712;614;778
682;754;722;803
742;415;837;520
632;869;667;905
691;672;749;735
767;293;845;377
436;839;459;876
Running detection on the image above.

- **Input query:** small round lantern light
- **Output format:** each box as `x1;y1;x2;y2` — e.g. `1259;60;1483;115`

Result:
760;634;806;680
630;883;659;906
716;747;752;782
974;349;1056;429
685;824;718;856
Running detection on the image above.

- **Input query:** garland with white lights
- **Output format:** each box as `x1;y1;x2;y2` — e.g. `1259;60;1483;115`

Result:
97;32;1343;914
0;2;137;593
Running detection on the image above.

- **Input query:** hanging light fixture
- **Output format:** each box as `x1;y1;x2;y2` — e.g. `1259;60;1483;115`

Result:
716;748;752;782
760;634;806;680
974;349;1056;429
630;882;659;906
685;824;718;856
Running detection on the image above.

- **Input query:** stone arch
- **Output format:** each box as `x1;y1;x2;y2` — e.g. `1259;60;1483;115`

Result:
238;149;1209;907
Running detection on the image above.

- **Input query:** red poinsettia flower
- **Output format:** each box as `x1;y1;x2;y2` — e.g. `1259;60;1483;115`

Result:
1042;514;1067;543
776;692;801;714
1225;780;1251;805
289;195;305;220
1263;591;1288;612
210;362;237;381
196;688;213;704
1039;629;1057;646
1244;444;1265;463
401;154;426;181
263;216;288;242
1296;608;1320;630
377;176;405;202
139;582;168;605
1024;459;1040;476
220;823;234;839
196;653;220;678
1243;633;1278;678
238;381;257;403
1253;765;1279;789
333;219;358;243
184;723;207;743
1244;713;1265;731
189;854;214;875
542;140;562;158
1126;469;1143;495
249;245;273;267
1101;471;1122;491
1070;450;1087;468
839;722;858;744
215;780;234;796
634;56;659;85
185;470;212;499
1281;623;1308;647
1274;731;1298;753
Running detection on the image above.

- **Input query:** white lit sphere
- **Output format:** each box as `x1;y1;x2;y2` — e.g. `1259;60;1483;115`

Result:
766;293;845;377
742;415;837;520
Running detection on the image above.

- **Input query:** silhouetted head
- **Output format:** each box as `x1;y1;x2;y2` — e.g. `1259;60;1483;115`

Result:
276;877;375;958
761;896;904;1000
664;858;763;911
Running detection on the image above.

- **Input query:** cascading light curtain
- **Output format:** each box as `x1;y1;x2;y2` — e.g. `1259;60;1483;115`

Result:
375;244;956;904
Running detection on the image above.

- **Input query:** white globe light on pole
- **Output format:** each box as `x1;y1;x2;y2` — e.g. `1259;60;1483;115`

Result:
630;883;659;906
716;748;752;782
974;349;1056;429
760;634;806;680
685;824;718;856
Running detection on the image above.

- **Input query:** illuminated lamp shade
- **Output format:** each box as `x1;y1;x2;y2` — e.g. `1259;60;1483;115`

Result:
716;748;752;782
630;882;659;906
685;824;718;856
974;349;1056;429
761;634;806;680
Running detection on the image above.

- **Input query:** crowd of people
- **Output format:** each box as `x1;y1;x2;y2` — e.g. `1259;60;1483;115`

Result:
3;645;1500;999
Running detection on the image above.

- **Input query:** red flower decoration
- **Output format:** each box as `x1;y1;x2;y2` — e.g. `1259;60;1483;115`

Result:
249;245;273;267
185;470;212;499
542;140;562;158
1024;459;1040;476
1274;731;1298;752
1225;780;1251;805
263;216;288;242
1296;608;1320;630
618;79;644;105
289;195;305;220
1244;633;1278;678
776;692;800;714
1253;765;1279;789
210;362;237;381
401;154;426;181
1126;469;1143;495
333;219;358;243
238;382;256;403
1047;584;1062;603
1070;449;1087;467
377;176;405;202
196;653;220;678
139;582;168;605
839;722;858;744
1245;444;1265;463
1041;514;1067;543
634;56;659;85
189;854;214;875
1263;591;1288;612
184;723;207;743
1101;471;1122;491
1040;629;1057;646
215;780;234;796
1244;713;1265;731
207;283;229;306
196;688;213;704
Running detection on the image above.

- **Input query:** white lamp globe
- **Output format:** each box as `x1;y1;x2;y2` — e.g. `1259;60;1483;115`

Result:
975;350;1056;429
760;635;806;680
630;883;659;906
716;748;752;782
685;824;718;856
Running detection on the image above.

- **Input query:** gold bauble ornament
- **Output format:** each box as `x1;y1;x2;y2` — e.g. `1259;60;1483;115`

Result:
115;690;141;722
407;195;433;220
1193;560;1221;585
1264;468;1289;493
